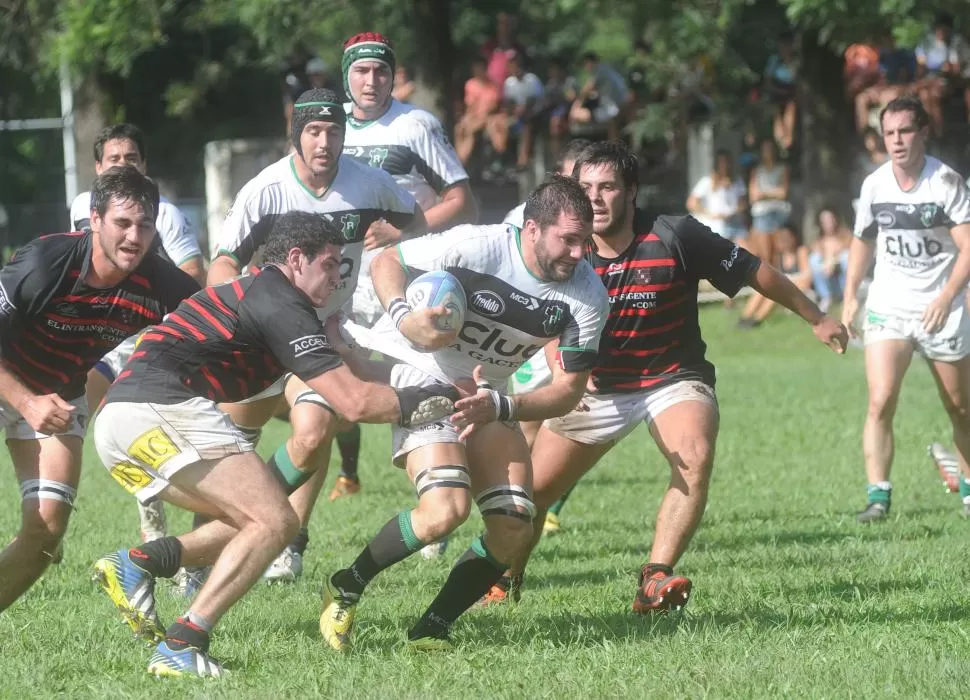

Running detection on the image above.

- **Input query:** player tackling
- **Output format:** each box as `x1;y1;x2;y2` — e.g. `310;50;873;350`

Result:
842;96;970;522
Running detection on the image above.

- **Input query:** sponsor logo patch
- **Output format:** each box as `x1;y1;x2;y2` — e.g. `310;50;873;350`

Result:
109;461;155;495
875;210;896;227
127;427;180;470
470;290;505;317
0;281;15;316
509;290;539;310
290;334;331;358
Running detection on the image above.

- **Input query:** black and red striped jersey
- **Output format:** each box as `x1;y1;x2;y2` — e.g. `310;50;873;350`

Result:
104;265;344;406
0;232;198;399
587;213;760;394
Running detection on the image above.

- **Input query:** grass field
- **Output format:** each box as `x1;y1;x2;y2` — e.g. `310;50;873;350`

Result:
2;306;969;699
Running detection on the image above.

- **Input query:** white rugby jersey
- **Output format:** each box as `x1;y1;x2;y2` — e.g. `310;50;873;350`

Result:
352;224;609;385
343;99;468;211
215;154;418;319
503;202;525;228
855;157;970;317
71;191;202;267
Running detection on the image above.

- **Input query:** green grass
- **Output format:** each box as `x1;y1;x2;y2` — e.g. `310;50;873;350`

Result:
3;307;970;698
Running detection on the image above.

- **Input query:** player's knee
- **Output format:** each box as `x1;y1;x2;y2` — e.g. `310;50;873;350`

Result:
866;392;898;420
20;480;75;547
20;510;69;555
942;396;970;428
477;485;536;549
289;407;338;459
672;437;715;480
415;465;473;538
261;505;300;549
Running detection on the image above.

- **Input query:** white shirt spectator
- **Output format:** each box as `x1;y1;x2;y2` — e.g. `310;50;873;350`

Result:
689;175;747;238
504;73;543;107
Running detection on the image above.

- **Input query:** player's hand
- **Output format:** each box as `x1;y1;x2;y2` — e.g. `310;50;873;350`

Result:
364;219;402;250
813;314;849;354
922;292;953;334
451;365;505;440
20;394;76;434
841;296;860;338
399;306;459;351
324;312;354;356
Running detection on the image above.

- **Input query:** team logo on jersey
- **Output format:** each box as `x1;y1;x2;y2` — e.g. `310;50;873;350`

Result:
470;290;505;318
340;213;361;241
606;263;625;277
920;204;939;228
0;281;13;316
542;303;566;335
510;291;539;310
368;147;390;168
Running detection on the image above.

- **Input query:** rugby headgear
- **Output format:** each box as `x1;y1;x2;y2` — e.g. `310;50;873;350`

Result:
342;32;396;106
290;87;346;155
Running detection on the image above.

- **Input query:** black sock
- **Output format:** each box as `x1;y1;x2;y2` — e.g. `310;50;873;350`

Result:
408;536;507;641
290;527;310;555
129;536;182;578
165;616;210;652
336;424;361;480
331;511;423;597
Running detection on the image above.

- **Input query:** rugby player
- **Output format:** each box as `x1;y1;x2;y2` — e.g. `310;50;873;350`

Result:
842;96;970;522
207;87;425;583
318;175;609;651
73;123;206;553
492;141;847;609
90;211;461;677
0;166;198;612
329;31;478;507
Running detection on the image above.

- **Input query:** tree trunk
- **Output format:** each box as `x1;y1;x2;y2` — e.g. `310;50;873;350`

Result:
797;28;852;243
72;75;108;194
406;0;456;129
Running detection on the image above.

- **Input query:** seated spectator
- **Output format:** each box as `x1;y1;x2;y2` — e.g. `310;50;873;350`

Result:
809;207;853;313
454;57;505;165
568;51;628;140
542;58;576;166
844;40;881;100
764;32;798;151
503;52;544;168
482;12;527;91
915;13;969;136
748;137;791;263
738;221;812;327
855;34;917;133
687;149;748;244
853;127;889;195
392;65;416;103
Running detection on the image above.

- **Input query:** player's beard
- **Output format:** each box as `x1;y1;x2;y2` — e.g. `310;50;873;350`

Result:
534;234;576;283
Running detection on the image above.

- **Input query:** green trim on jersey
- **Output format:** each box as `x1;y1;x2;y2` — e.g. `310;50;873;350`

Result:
173;253;203;268
556;346;585;352
514;226;544;282
289;155;335;200
216;249;241;264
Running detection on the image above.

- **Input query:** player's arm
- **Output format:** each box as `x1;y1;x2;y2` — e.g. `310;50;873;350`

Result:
843;178;878;335
370;241;460;350
923;177;970;333
0;248;76;432
423;181;478;232
510;341;590;421
207;187;273;285
156;204;207;286
363;186;427;250
412;116;478;231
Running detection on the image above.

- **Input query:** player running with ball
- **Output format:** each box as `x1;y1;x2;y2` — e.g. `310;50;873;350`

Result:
491;141;847;610
318;175;608;650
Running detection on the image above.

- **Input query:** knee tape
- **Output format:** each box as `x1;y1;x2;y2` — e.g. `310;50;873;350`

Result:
293;390;336;414
475;485;536;522
20;479;77;507
236;424;263;445
414;465;471;496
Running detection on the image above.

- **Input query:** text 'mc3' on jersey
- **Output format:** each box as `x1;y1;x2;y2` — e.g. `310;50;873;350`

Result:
214;154;419;319
0;232;199;399
105;266;344;406
589;213;760;394
357;224;609;386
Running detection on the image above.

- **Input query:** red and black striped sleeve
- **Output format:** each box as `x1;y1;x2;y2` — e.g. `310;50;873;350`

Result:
663;215;760;298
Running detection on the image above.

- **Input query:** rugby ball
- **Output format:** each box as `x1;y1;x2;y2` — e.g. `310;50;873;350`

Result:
405;271;467;332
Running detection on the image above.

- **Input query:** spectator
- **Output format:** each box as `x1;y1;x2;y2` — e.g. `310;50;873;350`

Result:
844;40;881;100
738;221;812;327
481;12;526;94
686;149;748;244
626;40;654;113
915;13;969;136
809;207;853;313
542;58;575;166
764;32;798;151
503;52;544;168
737;123;760;183
392;65;416;103
853;126;889;194
855;34;917;133
748;137;791;263
454;56;505;165
568;51;628;140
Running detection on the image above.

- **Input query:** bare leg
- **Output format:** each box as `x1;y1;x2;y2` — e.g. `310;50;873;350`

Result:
863;339;914;484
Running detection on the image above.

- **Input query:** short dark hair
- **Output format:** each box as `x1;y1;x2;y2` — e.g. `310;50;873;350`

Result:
523;175;594;230
90;165;159;220
572;140;640;189
880;94;930;130
262;211;342;264
557;138;592;173
93;124;146;163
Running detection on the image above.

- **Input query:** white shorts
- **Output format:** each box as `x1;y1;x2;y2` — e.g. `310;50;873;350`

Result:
237;375;288;404
94;334;140;381
548;380;718;445
864;306;970;362
509;352;553;394
94;397;256;504
351;282;385;329
390;364;518;467
0;394;88;441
